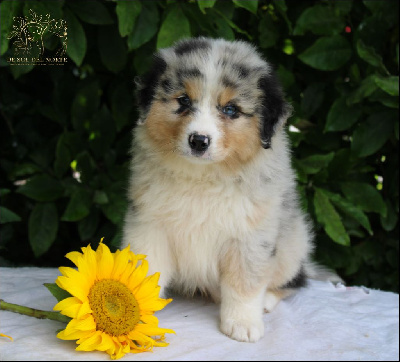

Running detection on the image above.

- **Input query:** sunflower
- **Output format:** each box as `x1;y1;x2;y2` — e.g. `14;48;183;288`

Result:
54;240;174;360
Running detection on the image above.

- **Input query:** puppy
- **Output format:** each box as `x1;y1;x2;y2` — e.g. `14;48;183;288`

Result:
122;37;329;342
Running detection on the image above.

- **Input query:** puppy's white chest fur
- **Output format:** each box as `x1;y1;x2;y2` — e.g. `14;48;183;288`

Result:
135;162;274;293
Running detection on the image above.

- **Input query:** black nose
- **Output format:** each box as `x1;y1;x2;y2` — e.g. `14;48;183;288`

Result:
188;133;211;153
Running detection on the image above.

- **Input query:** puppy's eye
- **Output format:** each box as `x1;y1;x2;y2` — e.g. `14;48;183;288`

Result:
222;104;238;117
177;94;191;107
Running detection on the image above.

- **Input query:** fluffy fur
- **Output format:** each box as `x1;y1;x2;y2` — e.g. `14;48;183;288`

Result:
122;38;334;343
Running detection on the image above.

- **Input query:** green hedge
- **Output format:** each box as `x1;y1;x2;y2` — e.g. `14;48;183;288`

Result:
0;0;398;292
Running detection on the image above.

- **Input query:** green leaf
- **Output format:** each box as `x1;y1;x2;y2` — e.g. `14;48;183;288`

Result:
333;1;353;16
29;202;58;257
277;65;295;90
0;189;10;197
98;25;127;73
296;152;335;174
314;188;350;246
374;75;399;96
272;0;292;34
213;8;251;39
71;81;101;131
298;35;352;71
0;0;20;55
0;206;22;224
294;5;345;36
301;83;325;118
319;189;373;235
78;209;100;241
110;82;134;131
128;1;159;50
54;134;72;178
380;200;398;232
325;97;362;132
61;188;92;222
356;39;389;73
93;190;109;205
347;75;378;105
68;1;113;25
341;182;387;217
88;106;116;158
351;111;394;157
116;0;141;37
198;0;217;14
232;0;258;15
44;283;72;302
100;182;127;225
64;9;87;66
259;14;279;48
157;5;191;49
17;175;64;202
10;64;35;80
207;10;234;40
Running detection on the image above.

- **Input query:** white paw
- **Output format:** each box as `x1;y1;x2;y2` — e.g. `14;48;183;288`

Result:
220;318;264;343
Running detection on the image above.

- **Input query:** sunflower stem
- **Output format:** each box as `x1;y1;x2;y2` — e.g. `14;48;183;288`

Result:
0;299;70;323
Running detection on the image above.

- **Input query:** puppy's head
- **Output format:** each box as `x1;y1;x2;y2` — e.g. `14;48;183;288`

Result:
136;38;290;170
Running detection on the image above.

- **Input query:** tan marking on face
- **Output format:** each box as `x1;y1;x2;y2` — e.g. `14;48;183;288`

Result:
145;100;189;158
218;87;237;106
184;78;202;101
218;115;261;172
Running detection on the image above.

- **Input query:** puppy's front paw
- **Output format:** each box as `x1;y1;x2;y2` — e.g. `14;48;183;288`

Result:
220;318;264;343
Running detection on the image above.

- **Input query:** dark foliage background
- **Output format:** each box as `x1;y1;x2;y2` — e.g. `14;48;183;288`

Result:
0;0;398;292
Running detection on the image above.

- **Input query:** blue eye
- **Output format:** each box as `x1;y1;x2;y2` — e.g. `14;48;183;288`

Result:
178;94;191;106
222;104;238;117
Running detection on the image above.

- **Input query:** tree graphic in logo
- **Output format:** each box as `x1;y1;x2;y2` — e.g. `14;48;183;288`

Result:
7;9;67;60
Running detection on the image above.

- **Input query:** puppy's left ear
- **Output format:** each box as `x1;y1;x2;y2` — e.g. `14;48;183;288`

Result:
258;73;292;149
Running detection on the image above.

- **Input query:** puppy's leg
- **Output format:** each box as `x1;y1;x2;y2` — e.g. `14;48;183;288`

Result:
264;289;294;312
220;283;265;343
219;242;268;343
122;220;173;297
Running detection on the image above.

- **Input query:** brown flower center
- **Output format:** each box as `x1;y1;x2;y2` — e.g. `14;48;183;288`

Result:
88;279;140;336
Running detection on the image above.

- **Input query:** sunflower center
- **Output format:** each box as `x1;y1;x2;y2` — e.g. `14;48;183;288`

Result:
88;279;140;336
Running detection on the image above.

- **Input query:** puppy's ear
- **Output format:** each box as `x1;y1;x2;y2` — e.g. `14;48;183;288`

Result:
136;54;167;119
258;73;291;149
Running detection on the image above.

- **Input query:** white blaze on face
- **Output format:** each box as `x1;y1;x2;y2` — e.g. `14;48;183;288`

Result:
184;93;221;159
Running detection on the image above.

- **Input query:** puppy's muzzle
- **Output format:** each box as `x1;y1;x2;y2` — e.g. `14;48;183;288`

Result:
188;133;211;155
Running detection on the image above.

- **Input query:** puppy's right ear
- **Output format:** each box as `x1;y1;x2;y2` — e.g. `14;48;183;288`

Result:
136;54;167;118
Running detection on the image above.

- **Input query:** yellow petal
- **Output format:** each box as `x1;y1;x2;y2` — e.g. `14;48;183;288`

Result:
140;314;159;326
54;296;82;318
57;329;92;341
76;300;92;319
111;246;131;280
126;260;149;291
65;251;83;268
139;298;173;313
81;244;97;280
134;273;161;302
73;315;97;331
54;296;80;312
135;324;175;337
76;331;102;352
96;242;114;280
95;333;115;352
0;333;13;341
55;275;89;303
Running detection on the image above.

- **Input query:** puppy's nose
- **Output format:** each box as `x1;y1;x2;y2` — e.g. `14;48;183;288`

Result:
188;133;211;153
